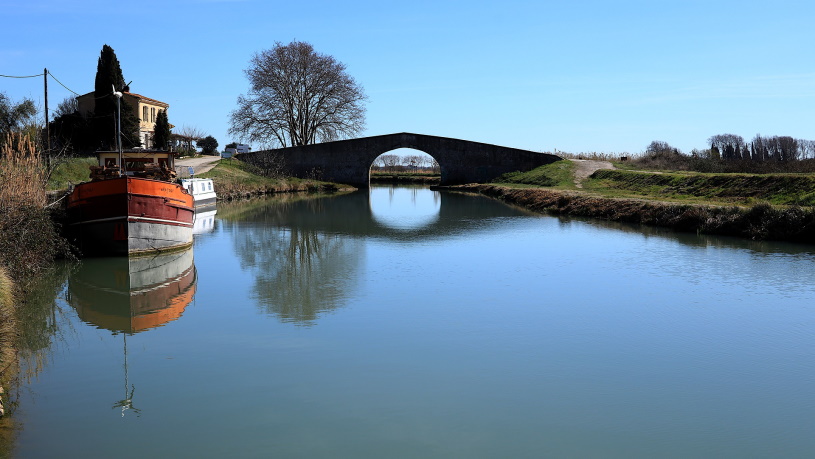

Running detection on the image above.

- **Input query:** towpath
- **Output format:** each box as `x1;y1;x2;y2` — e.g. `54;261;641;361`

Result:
175;155;221;177
571;159;614;188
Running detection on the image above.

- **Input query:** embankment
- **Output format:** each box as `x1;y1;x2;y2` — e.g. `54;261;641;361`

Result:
215;181;355;201
201;159;356;200
592;169;815;205
442;184;815;243
370;174;440;185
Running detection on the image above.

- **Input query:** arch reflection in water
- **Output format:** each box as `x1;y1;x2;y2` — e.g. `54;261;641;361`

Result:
67;248;197;334
369;185;441;230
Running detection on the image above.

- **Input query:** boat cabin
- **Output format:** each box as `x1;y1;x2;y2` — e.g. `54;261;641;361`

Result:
91;150;178;181
97;150;177;172
180;177;217;209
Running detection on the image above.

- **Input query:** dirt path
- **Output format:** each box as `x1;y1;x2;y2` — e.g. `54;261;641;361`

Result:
175;155;221;177
571;159;614;188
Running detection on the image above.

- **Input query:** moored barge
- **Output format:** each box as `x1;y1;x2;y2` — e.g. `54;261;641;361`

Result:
67;150;194;256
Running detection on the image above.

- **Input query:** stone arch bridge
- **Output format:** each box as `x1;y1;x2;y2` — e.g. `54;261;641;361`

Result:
239;132;562;187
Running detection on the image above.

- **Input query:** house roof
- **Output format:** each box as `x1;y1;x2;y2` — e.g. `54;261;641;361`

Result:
75;91;169;108
124;92;170;108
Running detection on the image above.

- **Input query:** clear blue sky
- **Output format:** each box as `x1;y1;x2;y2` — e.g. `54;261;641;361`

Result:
2;0;813;155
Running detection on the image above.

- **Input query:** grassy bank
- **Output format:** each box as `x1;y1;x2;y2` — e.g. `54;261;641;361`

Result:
449;184;815;242
494;160;577;188
47;156;96;190
199;159;354;199
432;158;815;243
586;169;815;206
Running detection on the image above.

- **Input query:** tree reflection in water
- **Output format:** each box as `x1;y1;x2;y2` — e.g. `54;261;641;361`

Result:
227;197;364;325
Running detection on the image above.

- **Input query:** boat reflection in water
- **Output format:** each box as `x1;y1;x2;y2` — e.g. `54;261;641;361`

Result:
67;248;196;417
193;208;217;235
68;248;196;334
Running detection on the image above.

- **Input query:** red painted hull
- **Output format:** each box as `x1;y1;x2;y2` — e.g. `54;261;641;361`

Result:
67;176;194;256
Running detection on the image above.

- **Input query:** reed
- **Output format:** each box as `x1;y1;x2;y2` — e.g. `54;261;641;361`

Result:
0;133;69;280
0;133;46;209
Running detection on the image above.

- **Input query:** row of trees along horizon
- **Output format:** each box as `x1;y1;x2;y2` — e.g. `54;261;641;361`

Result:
372;154;440;173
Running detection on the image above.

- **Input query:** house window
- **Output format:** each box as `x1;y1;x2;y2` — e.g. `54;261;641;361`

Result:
142;106;148;122
151;107;156;123
105;158;117;167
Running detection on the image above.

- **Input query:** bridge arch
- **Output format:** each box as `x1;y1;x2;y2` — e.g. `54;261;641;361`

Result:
370;148;439;179
241;132;562;188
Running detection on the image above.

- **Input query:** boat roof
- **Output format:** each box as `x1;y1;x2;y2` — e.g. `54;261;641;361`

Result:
97;150;179;157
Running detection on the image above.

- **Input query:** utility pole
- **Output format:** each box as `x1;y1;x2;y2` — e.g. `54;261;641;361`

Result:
43;67;51;162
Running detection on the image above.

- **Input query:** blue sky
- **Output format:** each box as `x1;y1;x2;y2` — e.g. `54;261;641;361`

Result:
2;0;812;155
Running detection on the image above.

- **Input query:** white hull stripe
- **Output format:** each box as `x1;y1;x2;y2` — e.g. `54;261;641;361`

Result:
69;216;193;227
129;216;194;227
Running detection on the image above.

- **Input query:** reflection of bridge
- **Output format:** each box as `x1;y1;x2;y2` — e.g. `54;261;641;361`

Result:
240;132;562;187
221;186;532;242
218;187;534;324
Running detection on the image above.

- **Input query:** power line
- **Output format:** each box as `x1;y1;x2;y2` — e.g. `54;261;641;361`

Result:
0;73;45;78
47;70;80;96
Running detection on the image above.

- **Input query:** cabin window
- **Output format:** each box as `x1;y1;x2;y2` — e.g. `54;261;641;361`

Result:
105;158;117;167
158;158;168;168
125;158;151;171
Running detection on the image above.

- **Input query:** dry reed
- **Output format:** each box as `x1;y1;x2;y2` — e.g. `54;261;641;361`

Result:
0;133;67;280
0;133;46;210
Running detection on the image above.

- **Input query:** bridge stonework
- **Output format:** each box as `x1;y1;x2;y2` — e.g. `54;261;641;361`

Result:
240;132;562;188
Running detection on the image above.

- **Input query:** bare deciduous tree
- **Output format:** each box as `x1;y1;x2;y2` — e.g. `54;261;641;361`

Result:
379;154;400;171
645;140;680;155
229;41;367;148
176;125;205;142
798;139;815;159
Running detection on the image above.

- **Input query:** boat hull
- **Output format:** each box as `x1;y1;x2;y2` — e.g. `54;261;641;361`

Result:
67;176;194;256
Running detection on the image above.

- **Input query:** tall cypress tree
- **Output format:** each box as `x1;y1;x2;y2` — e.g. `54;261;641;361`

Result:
91;44;139;150
153;109;171;150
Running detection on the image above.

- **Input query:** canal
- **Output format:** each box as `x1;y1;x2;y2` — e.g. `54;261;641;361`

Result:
8;185;815;457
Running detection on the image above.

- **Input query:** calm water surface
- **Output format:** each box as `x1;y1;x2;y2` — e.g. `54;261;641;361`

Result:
10;185;815;458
